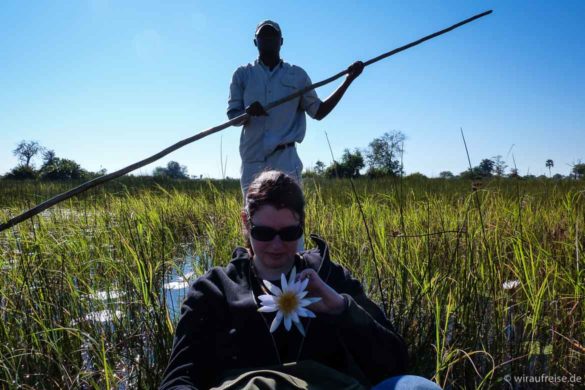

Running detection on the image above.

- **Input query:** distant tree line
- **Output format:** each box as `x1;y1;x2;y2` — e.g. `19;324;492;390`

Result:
2;140;101;181
153;161;190;179
306;131;584;180
1;140;197;181
307;131;406;179
4;139;584;181
439;156;585;180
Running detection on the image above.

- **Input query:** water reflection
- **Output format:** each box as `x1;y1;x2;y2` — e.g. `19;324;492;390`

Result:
78;251;201;388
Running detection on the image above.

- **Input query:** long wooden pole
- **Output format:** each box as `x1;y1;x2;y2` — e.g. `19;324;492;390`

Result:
0;10;492;232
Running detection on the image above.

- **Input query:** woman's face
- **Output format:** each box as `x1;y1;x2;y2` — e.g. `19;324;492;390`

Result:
245;204;300;275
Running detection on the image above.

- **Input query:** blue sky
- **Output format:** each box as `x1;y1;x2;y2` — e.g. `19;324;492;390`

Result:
1;0;583;178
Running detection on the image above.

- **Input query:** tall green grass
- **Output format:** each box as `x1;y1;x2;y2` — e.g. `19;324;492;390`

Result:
0;177;583;388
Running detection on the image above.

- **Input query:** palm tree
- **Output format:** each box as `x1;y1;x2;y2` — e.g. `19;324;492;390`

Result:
545;159;554;177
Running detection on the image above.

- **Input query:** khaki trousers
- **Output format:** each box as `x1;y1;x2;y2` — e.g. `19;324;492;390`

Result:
240;146;303;197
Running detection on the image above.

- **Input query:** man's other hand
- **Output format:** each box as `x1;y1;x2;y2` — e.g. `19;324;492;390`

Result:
245;101;269;116
346;61;364;82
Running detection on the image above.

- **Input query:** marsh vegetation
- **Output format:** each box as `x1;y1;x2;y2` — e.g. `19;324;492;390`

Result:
0;177;583;388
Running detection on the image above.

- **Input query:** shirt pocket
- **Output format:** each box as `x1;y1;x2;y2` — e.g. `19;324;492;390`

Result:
280;73;298;91
279;73;301;109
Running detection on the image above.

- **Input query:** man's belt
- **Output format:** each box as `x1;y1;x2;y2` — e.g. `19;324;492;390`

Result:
273;142;295;152
266;142;296;159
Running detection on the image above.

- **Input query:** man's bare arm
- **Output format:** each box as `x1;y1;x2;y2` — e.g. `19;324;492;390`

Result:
314;61;364;121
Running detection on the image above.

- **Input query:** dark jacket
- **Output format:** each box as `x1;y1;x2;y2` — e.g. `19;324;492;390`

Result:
159;235;408;389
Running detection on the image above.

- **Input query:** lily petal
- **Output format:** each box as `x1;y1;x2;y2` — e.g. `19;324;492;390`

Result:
289;280;300;293
300;297;322;307
284;314;292;331
288;266;297;286
293;318;306;336
258;305;279;313
258;295;276;304
263;280;282;296
299;278;309;292
269;311;283;333
297;307;316;318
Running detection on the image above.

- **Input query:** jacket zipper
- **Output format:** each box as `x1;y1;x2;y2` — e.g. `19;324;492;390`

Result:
248;266;282;365
248;246;330;364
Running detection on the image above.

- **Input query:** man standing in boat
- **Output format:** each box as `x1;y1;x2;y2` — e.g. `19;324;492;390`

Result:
227;20;364;195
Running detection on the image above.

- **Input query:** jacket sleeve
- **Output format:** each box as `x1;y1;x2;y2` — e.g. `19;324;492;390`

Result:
159;274;223;390
332;266;409;384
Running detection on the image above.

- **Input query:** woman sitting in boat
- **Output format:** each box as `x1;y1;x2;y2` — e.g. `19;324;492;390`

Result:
160;170;440;389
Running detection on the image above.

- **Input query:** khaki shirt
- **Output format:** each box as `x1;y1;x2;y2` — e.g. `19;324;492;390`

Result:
227;59;322;163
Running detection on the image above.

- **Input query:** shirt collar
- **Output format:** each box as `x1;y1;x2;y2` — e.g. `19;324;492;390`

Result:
257;58;284;71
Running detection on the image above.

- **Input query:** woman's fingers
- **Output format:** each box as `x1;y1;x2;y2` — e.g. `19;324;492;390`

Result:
297;268;320;286
297;269;331;296
296;269;346;315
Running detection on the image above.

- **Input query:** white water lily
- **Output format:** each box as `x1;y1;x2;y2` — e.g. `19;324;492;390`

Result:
257;267;321;336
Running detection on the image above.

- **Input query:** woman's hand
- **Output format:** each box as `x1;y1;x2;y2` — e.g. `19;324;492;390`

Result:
297;268;346;315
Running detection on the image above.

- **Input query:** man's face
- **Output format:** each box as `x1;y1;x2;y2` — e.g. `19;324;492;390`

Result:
254;26;282;56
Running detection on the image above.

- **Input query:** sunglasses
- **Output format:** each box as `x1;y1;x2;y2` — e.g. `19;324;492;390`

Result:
250;222;303;242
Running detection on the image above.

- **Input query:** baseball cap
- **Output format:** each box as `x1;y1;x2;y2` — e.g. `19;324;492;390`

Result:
255;20;281;36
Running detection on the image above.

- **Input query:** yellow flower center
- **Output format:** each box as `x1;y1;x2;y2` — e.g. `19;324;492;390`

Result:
277;291;299;315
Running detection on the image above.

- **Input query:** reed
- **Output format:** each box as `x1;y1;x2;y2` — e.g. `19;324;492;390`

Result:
0;176;583;388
